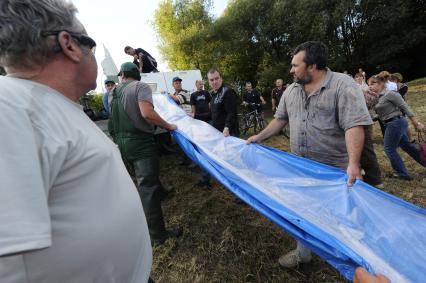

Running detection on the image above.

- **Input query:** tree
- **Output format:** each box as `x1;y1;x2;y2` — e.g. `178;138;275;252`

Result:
153;0;214;70
154;0;426;91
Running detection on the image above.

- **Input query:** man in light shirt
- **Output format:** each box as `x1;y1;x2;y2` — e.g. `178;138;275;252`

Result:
247;41;372;268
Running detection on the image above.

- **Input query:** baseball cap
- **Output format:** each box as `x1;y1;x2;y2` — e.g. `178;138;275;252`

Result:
104;79;115;84
118;62;139;76
172;76;182;82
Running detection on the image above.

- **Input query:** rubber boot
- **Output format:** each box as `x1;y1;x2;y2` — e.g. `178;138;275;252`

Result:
134;157;168;243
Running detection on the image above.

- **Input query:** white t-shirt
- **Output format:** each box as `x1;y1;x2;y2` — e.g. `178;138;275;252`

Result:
0;77;152;283
386;80;398;91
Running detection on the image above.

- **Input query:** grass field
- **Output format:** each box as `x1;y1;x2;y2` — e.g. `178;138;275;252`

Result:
151;81;426;282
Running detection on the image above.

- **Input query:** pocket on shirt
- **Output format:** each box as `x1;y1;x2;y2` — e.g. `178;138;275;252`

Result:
311;107;336;131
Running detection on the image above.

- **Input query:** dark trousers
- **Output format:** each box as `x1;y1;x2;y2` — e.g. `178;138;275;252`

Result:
360;125;382;186
134;157;168;242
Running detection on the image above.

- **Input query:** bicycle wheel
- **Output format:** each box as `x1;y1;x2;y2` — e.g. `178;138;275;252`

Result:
246;114;256;135
257;117;266;131
237;114;245;133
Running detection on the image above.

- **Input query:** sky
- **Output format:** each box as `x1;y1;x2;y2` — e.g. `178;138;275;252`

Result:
71;0;229;92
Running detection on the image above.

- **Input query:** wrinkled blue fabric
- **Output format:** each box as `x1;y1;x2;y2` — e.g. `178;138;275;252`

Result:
154;94;426;282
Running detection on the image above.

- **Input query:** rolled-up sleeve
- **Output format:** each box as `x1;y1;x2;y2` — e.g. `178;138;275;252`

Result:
388;91;414;117
274;89;290;121
338;83;373;130
136;82;153;104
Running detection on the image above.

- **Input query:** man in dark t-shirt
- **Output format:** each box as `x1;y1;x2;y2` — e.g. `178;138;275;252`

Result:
190;80;211;122
242;81;266;112
271;79;286;112
124;46;158;73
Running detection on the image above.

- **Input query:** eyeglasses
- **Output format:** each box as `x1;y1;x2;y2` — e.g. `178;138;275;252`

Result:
42;30;97;54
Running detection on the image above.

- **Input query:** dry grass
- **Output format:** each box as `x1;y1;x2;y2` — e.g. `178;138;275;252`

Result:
152;84;426;282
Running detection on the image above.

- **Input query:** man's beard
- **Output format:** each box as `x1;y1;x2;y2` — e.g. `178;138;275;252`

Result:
293;73;313;85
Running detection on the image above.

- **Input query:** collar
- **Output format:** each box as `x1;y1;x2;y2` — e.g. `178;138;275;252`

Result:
174;89;187;95
212;85;224;94
379;88;389;97
293;67;332;90
320;68;333;89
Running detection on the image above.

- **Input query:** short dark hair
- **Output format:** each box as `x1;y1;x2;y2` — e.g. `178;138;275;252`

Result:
124;46;132;53
207;67;222;77
122;70;141;81
293;41;328;70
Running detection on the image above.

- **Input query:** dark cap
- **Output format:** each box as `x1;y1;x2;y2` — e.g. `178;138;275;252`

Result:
104;79;115;84
118;62;139;76
172;76;182;82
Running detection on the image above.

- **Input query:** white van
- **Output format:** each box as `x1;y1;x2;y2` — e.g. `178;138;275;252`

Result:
140;70;203;139
140;69;202;96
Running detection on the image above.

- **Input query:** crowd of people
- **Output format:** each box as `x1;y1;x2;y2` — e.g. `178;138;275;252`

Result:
350;69;425;181
1;0;425;283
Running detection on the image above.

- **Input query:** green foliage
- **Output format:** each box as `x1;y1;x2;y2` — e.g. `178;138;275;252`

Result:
0;66;5;76
79;91;104;112
154;0;214;70
91;94;104;112
154;0;426;92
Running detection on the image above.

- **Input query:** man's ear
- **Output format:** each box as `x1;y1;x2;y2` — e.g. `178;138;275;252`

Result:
57;31;81;63
307;64;317;73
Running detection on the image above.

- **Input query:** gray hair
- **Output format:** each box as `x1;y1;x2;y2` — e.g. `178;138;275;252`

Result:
0;0;78;68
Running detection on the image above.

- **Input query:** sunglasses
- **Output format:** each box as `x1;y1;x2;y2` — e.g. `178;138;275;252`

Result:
42;30;97;54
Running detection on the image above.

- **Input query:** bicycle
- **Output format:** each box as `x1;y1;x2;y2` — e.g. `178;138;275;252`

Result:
238;102;267;135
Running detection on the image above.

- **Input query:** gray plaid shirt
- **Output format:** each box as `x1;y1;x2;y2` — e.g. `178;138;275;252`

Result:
275;69;372;169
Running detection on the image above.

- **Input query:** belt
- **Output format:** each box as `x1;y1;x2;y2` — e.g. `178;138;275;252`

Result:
384;116;401;123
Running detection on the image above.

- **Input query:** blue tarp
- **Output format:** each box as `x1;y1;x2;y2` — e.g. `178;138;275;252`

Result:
154;94;426;282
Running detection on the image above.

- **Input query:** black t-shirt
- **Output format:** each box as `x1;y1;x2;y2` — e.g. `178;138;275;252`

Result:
243;89;262;104
211;85;239;136
272;87;285;103
398;84;408;99
190;90;211;121
133;48;158;73
243;89;263;111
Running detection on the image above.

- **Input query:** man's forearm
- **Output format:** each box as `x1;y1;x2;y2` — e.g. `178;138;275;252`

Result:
256;118;287;142
345;126;364;166
139;102;173;130
145;109;173;130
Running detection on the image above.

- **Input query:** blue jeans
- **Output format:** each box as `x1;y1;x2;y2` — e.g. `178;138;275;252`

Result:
383;117;424;177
